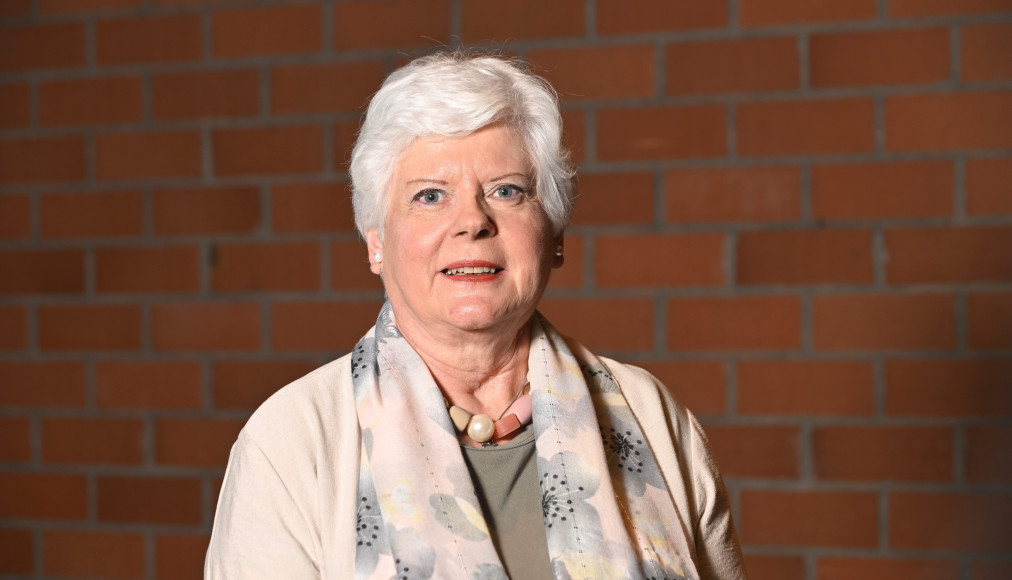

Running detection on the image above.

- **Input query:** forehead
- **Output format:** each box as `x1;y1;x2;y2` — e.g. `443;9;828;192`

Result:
393;125;530;182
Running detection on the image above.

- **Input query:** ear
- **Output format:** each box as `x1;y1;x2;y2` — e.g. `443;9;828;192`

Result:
365;229;383;275
551;235;564;269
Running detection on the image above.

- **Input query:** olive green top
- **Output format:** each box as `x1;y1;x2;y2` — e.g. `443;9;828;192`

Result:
461;422;553;580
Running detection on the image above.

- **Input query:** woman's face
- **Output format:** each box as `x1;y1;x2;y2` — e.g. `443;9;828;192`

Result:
365;124;562;339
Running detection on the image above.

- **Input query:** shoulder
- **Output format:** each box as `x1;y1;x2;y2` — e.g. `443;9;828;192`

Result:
597;356;696;444
240;353;356;456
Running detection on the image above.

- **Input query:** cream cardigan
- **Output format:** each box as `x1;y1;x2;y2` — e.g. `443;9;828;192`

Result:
205;352;748;579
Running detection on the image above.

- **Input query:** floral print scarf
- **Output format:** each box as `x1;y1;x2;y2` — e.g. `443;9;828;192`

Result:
352;303;697;579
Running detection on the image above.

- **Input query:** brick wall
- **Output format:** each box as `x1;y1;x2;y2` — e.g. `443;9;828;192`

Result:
0;0;1009;578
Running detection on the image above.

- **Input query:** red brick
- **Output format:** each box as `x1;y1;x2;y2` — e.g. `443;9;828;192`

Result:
666;37;798;95
812;160;954;220
963;22;1012;81
331;239;384;292
528;45;655;100
891;492;1011;551
966;425;1012;483
152;68;260;120
637;361;726;416
461;0;583;41
0;136;86;184
740;490;878;547
0;83;30;128
0;0;30;18
811;28;949;88
537;298;657;352
333;0;449;50
0;194;29;239
41;0;140;12
40;77;142;127
39;304;141;351
272;61;385;114
818;558;960;580
740;0;876;26
814;426;953;482
214;125;323;176
596;233;725;288
745;555;805;580
597;105;725;161
96;130;202;181
152;302;260;351
42;417;144;465
0;249;84;294
573;172;654;226
0;305;26;349
157;533;210;580
886;227;1012;283
889;0;1011;17
704;424;799;478
967;158;1012;216
738;98;875;156
213;359;317;409
214;4;322;57
44;530;144;579
97;360;203;410
271;300;384;352
667;296;801;351
271;182;356;233
154;0;240;3
972;561;1012;580
813;294;956;350
562;110;586;164
96;246;201;293
968;293;1012;350
0;417;31;462
98;476;202;525
156;418;242;467
665;166;801;223
97;14;201;65
0;22;85;71
41;190;144;238
154;185;260;235
886;92;1012;152
0;473;87;519
0;528;32;574
738;360;875;416
548;234;584;289
0;362;86;407
597;0;727;34
737;229;873;285
212;241;321;292
885;359;1012;418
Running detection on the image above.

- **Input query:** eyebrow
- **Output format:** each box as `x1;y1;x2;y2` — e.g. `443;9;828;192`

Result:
405;173;530;186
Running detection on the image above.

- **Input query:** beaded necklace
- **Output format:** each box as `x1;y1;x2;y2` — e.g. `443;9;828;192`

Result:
445;377;532;447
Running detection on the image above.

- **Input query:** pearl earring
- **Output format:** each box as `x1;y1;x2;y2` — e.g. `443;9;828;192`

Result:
555;245;564;257
372;251;382;263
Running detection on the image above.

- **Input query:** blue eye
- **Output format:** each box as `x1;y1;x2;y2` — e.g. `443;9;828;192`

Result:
491;184;524;201
413;189;444;204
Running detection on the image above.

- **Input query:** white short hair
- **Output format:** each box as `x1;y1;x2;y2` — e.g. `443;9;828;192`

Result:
349;52;575;237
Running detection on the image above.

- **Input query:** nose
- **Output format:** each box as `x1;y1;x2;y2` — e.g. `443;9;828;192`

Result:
453;192;496;239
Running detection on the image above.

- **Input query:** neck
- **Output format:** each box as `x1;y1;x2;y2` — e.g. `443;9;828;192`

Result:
395;312;533;418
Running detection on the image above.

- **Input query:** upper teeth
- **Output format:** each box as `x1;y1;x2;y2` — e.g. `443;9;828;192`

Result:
445;266;498;275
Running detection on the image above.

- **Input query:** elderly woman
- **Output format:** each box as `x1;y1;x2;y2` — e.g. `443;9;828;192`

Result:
206;52;746;580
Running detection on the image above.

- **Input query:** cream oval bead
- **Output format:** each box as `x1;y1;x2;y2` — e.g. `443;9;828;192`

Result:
466;414;495;443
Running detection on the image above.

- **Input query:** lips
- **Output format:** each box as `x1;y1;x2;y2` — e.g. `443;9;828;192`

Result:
440;260;503;277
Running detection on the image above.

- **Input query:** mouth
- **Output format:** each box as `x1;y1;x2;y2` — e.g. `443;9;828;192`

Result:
440;260;504;278
442;266;503;276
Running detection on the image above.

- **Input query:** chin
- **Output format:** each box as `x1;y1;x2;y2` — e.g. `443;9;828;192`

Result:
445;301;529;333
